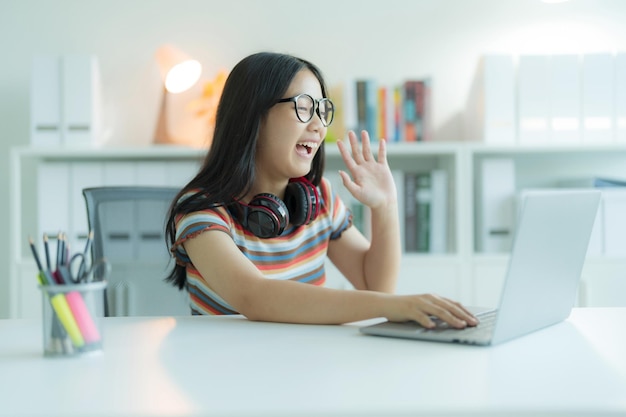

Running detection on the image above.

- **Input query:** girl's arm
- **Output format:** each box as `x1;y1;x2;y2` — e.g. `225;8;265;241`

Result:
329;130;401;293
184;230;475;328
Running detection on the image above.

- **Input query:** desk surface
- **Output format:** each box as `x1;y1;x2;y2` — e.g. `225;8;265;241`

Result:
1;308;626;417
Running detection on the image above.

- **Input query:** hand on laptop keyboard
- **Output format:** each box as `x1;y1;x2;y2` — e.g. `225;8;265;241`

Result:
384;294;479;329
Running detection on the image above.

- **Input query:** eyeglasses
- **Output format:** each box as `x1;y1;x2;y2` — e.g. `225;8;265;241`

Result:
277;93;335;127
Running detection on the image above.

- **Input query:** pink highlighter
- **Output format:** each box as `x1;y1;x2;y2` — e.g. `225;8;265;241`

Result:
54;268;101;345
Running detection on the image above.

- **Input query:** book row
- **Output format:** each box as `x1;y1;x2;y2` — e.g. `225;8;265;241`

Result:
327;78;433;144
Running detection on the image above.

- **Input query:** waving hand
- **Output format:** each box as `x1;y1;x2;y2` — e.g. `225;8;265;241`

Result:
336;130;397;210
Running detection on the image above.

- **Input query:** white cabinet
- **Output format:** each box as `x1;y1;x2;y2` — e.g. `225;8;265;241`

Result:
9;143;626;318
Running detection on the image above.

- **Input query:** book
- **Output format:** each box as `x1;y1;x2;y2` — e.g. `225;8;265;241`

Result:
402;79;432;142
429;169;448;253
355;79;378;138
415;173;432;252
403;81;417;142
404;172;432;253
392;86;403;142
355;80;368;135
404;172;418;252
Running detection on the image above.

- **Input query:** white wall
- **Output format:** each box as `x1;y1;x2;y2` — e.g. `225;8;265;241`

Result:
2;0;626;318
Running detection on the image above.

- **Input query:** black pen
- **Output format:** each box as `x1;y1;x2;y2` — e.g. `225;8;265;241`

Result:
55;232;62;270
43;233;52;271
28;236;44;273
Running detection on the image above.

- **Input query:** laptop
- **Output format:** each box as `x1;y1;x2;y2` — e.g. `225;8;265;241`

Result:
360;189;601;346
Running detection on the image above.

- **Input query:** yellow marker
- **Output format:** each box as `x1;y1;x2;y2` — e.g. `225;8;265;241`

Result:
39;272;85;348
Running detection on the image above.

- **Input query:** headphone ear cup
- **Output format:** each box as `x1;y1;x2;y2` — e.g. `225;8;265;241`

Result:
246;194;289;238
284;181;318;226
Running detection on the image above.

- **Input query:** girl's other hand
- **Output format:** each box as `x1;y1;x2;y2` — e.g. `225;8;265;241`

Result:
336;130;397;210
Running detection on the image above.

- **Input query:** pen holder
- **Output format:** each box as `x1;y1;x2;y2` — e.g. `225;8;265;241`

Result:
39;280;107;357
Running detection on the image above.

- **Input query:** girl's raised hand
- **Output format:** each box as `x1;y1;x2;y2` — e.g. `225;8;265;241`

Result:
336;130;397;210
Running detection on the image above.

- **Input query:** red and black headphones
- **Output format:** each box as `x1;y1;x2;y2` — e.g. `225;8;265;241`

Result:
232;177;320;238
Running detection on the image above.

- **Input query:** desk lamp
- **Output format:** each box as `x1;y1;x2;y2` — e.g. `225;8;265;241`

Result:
154;44;202;144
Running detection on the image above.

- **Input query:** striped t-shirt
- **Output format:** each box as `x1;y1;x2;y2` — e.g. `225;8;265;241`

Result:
171;177;352;315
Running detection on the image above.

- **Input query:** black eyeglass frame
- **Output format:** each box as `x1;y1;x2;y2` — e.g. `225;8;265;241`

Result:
276;93;335;127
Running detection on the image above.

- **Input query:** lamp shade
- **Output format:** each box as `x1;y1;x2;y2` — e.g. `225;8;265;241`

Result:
155;44;202;93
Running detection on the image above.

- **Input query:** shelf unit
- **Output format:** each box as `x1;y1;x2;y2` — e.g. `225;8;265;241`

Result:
9;142;626;318
9;145;205;319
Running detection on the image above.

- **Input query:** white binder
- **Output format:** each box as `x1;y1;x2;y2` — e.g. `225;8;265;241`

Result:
582;53;614;144
62;54;102;146
518;55;550;145
478;158;516;253
549;54;581;144
483;54;516;144
30;55;62;146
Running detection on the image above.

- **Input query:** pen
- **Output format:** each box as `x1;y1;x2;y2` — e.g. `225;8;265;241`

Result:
55;232;62;270
43;233;52;272
28;237;44;272
59;233;67;266
63;233;70;266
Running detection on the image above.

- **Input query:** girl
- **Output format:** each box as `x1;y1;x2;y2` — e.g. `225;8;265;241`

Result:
165;52;477;329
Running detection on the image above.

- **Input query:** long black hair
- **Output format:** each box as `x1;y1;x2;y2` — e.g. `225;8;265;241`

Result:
165;52;330;290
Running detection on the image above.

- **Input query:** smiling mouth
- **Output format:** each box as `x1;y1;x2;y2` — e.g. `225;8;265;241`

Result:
296;142;318;155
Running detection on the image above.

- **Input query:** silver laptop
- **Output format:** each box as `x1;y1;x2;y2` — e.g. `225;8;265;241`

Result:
360;189;601;346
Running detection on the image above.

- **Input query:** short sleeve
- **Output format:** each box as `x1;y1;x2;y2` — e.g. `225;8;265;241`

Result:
170;206;233;266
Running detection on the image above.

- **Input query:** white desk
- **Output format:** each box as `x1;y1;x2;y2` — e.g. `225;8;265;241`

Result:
1;308;625;417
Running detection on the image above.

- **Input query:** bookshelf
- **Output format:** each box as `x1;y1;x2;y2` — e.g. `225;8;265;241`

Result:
9;143;626;318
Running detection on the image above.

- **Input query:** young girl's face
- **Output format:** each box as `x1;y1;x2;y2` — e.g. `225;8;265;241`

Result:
256;69;327;187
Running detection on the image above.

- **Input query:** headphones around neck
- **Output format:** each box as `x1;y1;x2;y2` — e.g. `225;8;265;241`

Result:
233;177;320;238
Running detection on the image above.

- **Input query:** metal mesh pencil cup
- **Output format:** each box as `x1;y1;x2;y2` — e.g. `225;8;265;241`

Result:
39;280;107;357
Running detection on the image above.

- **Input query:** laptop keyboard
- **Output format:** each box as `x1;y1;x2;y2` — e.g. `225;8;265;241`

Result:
427;309;498;339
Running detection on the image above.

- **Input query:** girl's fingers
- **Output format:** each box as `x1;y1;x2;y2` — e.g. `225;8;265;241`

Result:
377;137;388;166
348;131;364;164
360;130;374;161
412;295;478;329
336;139;356;171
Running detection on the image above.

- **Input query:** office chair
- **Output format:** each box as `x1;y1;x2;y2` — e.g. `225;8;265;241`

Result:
82;186;190;317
